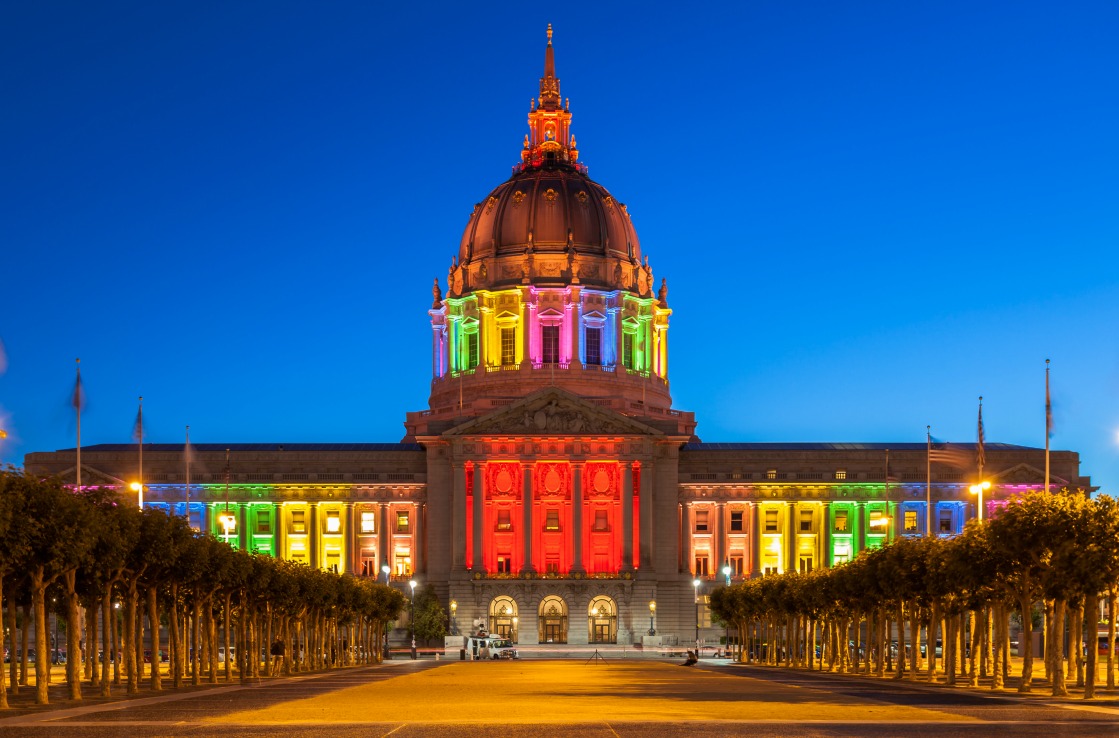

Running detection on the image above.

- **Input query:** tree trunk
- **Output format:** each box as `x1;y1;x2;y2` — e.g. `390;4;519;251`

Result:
992;603;1004;690
1085;593;1099;699
100;589;111;697
6;596;17;695
135;591;145;686
927;604;940;682
1018;594;1034;692
909;607;920;680
0;575;6;709
147;585;162;691
1107;588;1117;689
1043;599;1054;681
124;582;137;694
63;571;82;700
30;568;50;705
169;582;182;690
223;592;232;682
968;609;979;687
894;602;906;679
85;603;96;685
1051;599;1067;697
1072;601;1084;688
192;596;202;686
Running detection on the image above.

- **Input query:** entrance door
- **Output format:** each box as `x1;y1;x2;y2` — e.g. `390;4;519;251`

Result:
538;595;568;644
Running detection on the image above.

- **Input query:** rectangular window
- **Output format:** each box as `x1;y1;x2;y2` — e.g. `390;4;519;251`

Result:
396;511;410;533
467;332;479;369
622;331;634;369
939;509;952;533
764;509;778;533
291;510;306;534
729;555;744;576
545;509;560;531
694;555;709;576
766;469;777;481
593;509;609;532
496;554;512;574
694;509;709;532
325;510;341;533
585;326;602;366
542;325;559;364
834;509;849;533
545;556;560;574
869;510;886;532
256;509;270;535
835;469;847;480
799;509;813;533
730;510;744;532
904;510;918;533
394;548;411;576
500;327;516;366
496;509;512;531
360;511;376;534
798;555;813;573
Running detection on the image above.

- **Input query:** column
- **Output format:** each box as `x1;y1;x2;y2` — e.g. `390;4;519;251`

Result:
715;501;727;574
379;502;391;575
612;307;623;367
888;501;899;544
821;503;831;569
682;502;694;575
274;502;285;560
478;309;489;369
413;502;424;576
520;301;532;365
521;464;535;573
639;460;653;569
856;502;866;555
238;504;248;552
750;503;762;577
310;503;320;570
452;464;466;569
786;503;797;574
621;463;634;571
472;463;485;573
571;463;584;573
344;502;355;574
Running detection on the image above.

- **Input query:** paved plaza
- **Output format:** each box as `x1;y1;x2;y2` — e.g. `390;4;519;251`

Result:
2;659;1119;736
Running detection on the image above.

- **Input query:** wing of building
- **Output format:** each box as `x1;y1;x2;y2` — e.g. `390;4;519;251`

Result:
25;27;1094;649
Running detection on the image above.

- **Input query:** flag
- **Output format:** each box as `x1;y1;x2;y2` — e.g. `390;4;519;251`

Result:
72;365;86;411
977;398;986;471
1046;363;1054;440
132;398;144;442
928;439;972;469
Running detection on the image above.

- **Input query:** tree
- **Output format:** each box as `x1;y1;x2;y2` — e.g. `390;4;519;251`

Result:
412;586;447;644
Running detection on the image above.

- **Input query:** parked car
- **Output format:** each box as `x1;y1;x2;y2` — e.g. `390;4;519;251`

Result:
217;646;237;663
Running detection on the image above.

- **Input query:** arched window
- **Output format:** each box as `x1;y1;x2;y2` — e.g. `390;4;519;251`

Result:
588;595;617;644
489;596;519;643
538;595;568;644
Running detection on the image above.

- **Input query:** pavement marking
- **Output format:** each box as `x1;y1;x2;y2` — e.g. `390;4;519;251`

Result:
604;722;620;737
381;724;407;737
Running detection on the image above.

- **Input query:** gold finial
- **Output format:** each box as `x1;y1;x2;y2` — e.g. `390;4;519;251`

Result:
547;23;552;44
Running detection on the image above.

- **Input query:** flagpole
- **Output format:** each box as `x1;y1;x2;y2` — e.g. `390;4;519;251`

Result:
185;425;191;522
137;396;144;509
926;425;932;537
977;396;984;482
75;358;82;490
885;449;893;544
1045;359;1051;494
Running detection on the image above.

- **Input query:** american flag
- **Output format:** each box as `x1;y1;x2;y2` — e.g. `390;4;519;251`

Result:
977;398;986;471
928;441;972;469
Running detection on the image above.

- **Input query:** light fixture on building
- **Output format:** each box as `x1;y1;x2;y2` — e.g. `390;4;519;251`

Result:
648;600;656;635
450;599;458;635
130;481;144;509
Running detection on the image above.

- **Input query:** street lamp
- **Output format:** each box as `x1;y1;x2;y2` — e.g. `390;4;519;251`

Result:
381;564;391;585
450;600;458;635
512;616;518;643
130;481;144;510
648;600;656;636
693;578;701;654
409;579;417;660
722;563;732;587
969;481;991;522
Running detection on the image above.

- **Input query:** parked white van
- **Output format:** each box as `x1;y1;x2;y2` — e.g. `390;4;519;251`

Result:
466;635;518;660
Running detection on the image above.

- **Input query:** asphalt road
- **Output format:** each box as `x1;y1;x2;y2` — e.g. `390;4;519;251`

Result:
1;658;1118;737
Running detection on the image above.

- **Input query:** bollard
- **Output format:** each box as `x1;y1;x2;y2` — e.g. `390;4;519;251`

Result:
460;648;466;661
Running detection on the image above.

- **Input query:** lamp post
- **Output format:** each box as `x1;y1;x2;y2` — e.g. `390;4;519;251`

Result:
130;481;144;510
693;578;701;654
381;564;391;585
722;563;732;587
969;481;991;523
450;600;458;635
409;579;417;660
648;600;656;636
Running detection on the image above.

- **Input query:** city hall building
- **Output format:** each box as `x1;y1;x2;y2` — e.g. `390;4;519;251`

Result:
27;29;1093;648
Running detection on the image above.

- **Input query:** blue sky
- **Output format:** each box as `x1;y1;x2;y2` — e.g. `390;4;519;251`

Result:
2;1;1117;493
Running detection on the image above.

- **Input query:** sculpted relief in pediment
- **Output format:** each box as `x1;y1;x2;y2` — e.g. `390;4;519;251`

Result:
457;392;651;436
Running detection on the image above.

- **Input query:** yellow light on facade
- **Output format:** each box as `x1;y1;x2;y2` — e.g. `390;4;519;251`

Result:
649;600;656;614
450;600;457;614
130;482;144;509
220;513;236;534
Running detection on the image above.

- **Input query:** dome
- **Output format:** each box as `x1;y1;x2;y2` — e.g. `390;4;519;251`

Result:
457;163;641;290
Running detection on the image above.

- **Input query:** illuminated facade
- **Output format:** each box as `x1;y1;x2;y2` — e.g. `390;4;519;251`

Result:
26;28;1094;648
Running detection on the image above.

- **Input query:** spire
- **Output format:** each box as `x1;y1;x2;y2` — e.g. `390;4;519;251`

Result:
539;23;560;109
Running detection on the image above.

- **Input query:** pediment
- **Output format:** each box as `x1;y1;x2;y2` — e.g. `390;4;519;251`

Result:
56;464;126;487
444;388;663;437
992;463;1068;487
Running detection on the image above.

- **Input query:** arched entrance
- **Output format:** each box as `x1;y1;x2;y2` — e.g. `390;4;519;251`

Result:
588;595;617;644
538;595;568;644
489;596;519;642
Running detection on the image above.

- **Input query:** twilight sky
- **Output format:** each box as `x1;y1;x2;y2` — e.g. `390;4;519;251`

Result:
2;1;1117;494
